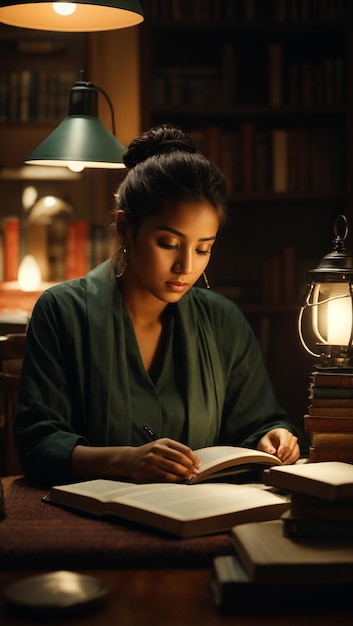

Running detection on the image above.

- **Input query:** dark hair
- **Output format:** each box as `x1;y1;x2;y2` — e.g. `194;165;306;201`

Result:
114;124;228;235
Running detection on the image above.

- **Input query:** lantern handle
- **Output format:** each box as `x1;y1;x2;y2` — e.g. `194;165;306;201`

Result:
333;214;348;244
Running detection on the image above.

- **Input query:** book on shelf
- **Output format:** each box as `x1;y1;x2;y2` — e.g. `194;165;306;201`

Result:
310;370;353;388
66;220;89;280
311;432;353;448
263;460;353;500
239;122;254;192
268;42;283;106
281;510;353;540
304;415;353;433
43;478;289;539
271;129;288;192
290;490;353;520
308;405;353;416
3;216;20;282
231;519;353;584
308;446;353;463
253;130;271;192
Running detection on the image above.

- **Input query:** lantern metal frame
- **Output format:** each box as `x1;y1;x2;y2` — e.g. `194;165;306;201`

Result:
298;214;353;369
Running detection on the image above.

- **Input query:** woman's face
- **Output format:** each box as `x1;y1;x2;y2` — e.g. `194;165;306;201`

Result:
123;200;220;303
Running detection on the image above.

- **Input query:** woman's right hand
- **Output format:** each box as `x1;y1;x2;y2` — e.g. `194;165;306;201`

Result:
116;438;201;483
71;439;201;483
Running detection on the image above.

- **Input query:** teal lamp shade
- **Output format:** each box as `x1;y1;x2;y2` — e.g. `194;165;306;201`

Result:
0;0;144;31
25;75;126;170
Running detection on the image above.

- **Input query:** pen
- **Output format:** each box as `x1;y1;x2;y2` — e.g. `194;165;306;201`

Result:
143;424;159;441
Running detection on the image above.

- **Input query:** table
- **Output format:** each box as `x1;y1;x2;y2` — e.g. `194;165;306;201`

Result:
1;476;353;625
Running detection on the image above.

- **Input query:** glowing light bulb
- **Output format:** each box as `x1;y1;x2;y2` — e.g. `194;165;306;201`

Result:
44;196;56;207
327;296;352;346
68;161;85;172
52;2;77;16
18;255;42;292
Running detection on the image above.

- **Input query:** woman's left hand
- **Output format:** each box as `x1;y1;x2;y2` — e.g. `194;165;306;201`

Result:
257;428;300;464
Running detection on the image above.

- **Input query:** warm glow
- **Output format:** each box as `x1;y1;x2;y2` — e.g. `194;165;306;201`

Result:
68;161;85;172
18;255;42;292
22;186;38;211
44;196;56;207
0;4;144;32
327;296;352;345
52;2;76;15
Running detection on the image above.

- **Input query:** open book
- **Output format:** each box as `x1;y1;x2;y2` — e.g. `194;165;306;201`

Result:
186;445;282;483
43;480;289;538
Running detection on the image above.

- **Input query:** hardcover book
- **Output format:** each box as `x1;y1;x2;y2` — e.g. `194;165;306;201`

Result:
309;386;353;399
308;405;353;416
263;460;353;500
231;520;353;583
304;415;353;433
310;371;353;387
290;491;353;521
309;398;353;407
43;479;289;538
308;446;353;463
211;554;353;613
310;432;353;448
281;511;353;540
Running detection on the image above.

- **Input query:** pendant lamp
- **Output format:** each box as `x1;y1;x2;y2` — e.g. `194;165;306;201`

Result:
26;72;126;170
0;0;144;32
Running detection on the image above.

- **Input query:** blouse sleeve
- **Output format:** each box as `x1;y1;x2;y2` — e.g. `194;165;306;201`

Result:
14;285;89;485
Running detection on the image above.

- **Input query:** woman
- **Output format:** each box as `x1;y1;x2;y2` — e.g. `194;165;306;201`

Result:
14;124;302;486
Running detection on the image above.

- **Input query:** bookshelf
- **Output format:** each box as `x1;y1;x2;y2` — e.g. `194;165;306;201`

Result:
139;0;353;434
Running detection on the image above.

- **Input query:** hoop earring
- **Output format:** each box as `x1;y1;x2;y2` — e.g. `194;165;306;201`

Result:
203;271;210;289
115;247;127;279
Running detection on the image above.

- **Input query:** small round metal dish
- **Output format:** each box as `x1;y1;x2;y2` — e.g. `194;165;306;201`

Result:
3;570;109;617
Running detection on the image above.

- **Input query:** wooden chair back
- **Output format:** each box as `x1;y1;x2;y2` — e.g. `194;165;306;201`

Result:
0;333;27;476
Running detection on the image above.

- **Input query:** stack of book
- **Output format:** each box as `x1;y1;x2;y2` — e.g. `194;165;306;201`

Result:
304;369;353;463
211;461;353;613
263;460;353;540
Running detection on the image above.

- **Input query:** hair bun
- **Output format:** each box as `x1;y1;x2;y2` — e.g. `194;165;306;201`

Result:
123;124;196;169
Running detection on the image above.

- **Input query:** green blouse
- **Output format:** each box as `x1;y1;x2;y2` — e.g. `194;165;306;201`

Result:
14;261;300;485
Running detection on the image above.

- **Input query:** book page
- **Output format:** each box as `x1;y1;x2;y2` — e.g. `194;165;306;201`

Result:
190;446;282;483
51;480;289;527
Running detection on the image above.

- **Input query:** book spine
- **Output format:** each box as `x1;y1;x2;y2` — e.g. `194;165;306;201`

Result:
304;415;353;433
283;517;353;540
268;42;283;106
65;220;89;280
309;386;353;399
309;446;353;463
290;499;353;521
240;122;254;192
310;373;353;387
311;432;353;448
309;398;353;407
272;129;288;192
3;216;20;281
308;406;353;417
